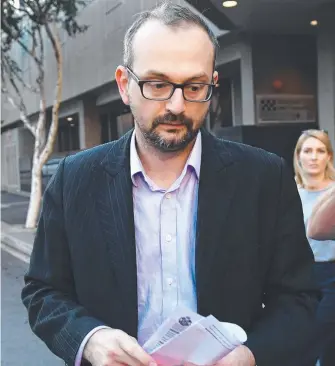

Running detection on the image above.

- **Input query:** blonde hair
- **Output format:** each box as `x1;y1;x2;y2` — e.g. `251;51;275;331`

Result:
293;129;335;188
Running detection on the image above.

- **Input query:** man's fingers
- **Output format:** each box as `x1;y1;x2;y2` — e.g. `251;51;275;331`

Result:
118;335;155;366
108;349;143;366
106;362;128;366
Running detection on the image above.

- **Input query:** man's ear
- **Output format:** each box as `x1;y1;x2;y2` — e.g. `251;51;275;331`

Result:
115;66;130;105
213;70;219;85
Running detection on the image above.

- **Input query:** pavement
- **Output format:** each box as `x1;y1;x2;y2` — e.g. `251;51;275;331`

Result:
1;221;34;263
1;191;34;263
1;191;30;226
1;250;63;366
1;190;62;365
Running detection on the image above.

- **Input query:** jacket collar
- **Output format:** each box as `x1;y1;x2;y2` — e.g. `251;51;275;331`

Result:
99;127;235;177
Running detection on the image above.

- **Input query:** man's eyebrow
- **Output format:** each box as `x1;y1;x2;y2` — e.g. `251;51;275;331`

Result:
142;70;210;82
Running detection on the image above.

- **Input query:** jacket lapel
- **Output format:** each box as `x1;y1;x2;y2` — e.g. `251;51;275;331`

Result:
91;128;238;330
93;131;138;335
196;130;238;302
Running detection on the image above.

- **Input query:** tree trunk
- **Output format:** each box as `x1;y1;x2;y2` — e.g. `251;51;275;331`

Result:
25;149;42;229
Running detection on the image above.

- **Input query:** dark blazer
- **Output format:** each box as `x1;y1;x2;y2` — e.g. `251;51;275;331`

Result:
22;129;318;366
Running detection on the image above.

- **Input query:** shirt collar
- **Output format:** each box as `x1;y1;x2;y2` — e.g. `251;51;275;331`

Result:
130;130;202;186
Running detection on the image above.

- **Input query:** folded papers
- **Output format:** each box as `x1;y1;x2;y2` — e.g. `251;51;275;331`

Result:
143;306;247;366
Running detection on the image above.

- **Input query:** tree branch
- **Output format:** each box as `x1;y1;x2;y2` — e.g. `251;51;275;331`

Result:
34;26;47;154
1;3;24;47
2;87;36;137
40;25;62;165
1;55;36;136
17;36;42;66
37;26;44;60
1;52;38;93
36;25;44;84
2;9;44;70
44;21;60;63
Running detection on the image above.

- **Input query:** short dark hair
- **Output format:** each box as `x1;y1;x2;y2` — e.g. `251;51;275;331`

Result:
123;1;219;68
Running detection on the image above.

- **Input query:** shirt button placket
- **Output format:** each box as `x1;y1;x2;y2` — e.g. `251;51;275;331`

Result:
161;191;178;315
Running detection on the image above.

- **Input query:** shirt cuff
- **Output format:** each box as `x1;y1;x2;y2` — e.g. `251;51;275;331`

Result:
75;325;111;366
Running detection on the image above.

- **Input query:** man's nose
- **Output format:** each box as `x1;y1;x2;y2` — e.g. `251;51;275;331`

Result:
166;88;186;115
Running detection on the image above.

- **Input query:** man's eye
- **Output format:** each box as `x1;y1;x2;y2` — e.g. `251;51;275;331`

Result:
186;85;204;92
152;82;169;89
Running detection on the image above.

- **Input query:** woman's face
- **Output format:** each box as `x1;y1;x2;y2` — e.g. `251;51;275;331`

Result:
299;137;330;177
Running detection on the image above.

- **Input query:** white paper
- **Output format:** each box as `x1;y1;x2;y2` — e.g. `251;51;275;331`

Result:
143;307;247;366
143;306;203;354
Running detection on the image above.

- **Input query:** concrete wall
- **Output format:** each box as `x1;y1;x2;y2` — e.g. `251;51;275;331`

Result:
1;129;20;191
215;35;255;126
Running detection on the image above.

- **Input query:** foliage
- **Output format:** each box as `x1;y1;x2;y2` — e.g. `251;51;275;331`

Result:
1;0;89;95
2;0;89;51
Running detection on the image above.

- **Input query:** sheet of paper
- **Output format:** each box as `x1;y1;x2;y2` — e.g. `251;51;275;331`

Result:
143;306;203;354
144;307;247;366
187;317;247;365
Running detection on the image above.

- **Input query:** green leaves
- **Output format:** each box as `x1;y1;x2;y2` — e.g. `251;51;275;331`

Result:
1;0;89;52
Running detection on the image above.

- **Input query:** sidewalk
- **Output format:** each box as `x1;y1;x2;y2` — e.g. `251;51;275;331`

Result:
1;221;35;263
1;190;30;225
1;191;35;263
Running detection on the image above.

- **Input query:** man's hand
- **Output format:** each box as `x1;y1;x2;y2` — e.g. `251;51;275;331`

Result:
83;328;156;366
214;345;256;366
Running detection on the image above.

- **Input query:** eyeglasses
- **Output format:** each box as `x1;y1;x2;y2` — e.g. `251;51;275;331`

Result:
126;67;215;102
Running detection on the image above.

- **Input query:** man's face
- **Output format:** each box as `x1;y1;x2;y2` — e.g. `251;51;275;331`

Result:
116;20;218;152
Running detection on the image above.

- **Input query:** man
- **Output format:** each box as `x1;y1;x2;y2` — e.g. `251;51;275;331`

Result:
22;3;318;366
308;184;335;240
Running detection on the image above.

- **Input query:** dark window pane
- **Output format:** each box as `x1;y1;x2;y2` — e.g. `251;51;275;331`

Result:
109;115;118;141
57;114;79;152
70;122;79;150
100;114;109;143
100;113;118;143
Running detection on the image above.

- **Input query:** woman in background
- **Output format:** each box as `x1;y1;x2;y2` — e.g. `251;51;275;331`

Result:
294;129;335;366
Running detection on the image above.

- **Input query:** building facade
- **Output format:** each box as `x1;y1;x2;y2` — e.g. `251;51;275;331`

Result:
1;0;334;192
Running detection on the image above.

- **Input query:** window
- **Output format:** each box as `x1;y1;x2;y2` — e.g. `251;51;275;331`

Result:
210;78;233;131
100;105;133;143
100;113;118;143
117;112;134;136
57;114;80;152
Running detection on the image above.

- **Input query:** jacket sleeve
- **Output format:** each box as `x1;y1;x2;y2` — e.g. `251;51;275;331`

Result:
245;158;320;366
21;158;105;366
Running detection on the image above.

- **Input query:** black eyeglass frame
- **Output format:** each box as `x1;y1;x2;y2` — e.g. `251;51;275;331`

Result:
126;66;216;103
